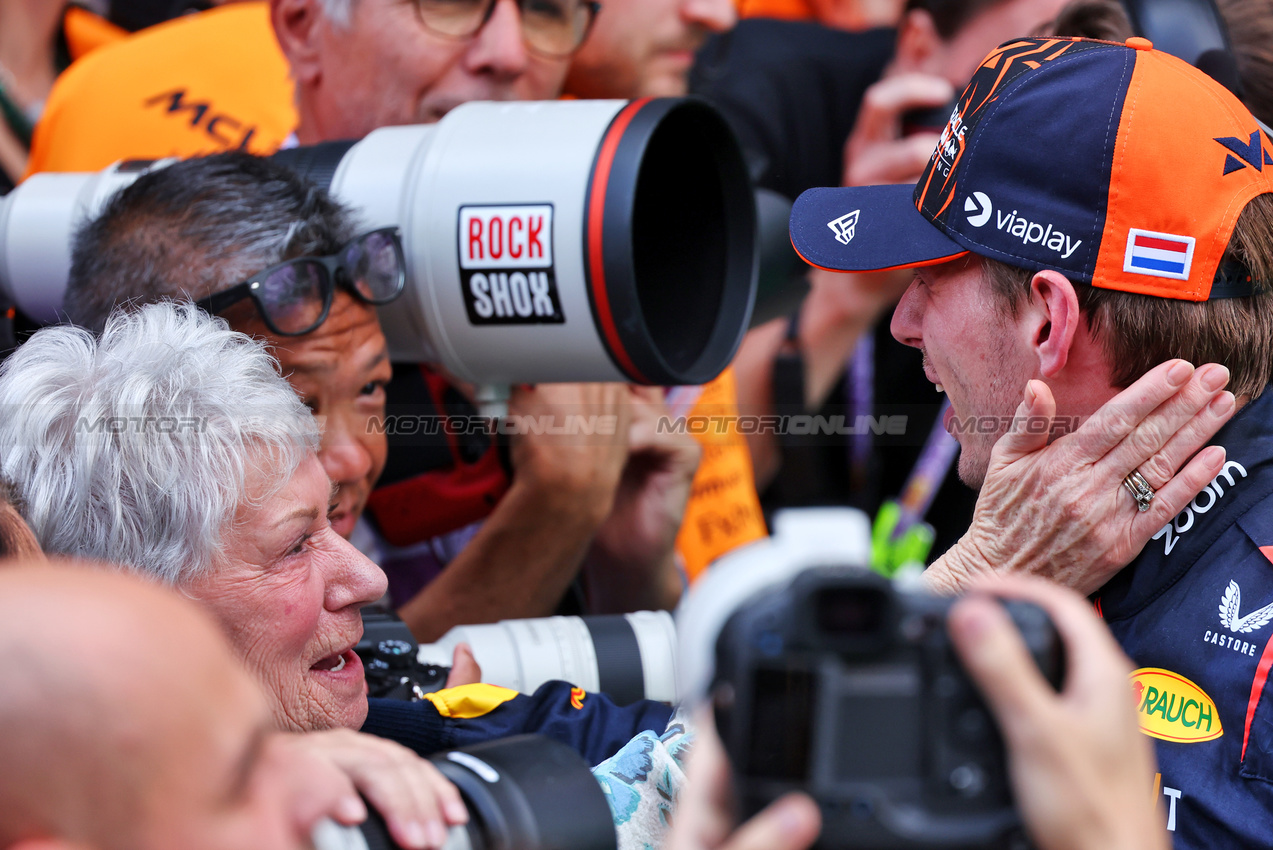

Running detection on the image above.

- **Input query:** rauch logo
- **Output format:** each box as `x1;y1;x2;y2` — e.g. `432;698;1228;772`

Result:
1130;668;1222;743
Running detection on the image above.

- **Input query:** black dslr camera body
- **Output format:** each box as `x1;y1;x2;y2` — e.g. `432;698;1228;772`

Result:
357;607;450;700
684;511;1064;850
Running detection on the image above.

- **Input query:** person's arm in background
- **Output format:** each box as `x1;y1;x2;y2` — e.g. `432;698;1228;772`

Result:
396;384;696;641
583;386;700;613
928;361;1235;595
949;575;1169;850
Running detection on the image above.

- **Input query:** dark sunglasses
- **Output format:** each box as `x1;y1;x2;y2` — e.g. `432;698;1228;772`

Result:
414;0;602;58
197;228;406;337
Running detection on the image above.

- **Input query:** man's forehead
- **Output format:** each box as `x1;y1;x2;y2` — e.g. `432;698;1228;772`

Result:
245;300;388;374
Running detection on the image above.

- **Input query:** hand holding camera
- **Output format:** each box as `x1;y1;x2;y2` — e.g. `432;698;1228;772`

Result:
677;510;1168;850
948;576;1169;850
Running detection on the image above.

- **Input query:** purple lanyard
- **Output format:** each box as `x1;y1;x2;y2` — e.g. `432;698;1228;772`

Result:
846;336;959;535
847;335;874;492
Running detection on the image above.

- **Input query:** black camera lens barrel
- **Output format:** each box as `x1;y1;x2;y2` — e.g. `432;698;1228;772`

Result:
430;735;618;850
312;735;617;850
269;139;357;192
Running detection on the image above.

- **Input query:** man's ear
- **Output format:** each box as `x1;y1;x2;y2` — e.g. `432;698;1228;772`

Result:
1025;269;1081;378
271;0;326;86
893;8;942;74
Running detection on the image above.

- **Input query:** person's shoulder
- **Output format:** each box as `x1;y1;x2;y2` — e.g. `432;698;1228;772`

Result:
27;2;294;175
722;18;894;59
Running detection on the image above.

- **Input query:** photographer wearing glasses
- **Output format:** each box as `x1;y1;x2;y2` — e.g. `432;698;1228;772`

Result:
67;153;398;547
65;147;696;634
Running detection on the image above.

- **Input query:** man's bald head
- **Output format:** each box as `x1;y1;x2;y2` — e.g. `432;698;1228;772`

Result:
0;565;339;850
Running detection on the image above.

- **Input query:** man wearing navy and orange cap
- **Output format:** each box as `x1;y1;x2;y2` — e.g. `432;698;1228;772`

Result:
791;35;1273;846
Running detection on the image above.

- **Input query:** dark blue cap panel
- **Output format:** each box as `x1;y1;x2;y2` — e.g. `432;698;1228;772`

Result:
920;40;1133;282
790;185;966;272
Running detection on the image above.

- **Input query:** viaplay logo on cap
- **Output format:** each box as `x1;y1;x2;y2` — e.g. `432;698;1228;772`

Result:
964;192;992;227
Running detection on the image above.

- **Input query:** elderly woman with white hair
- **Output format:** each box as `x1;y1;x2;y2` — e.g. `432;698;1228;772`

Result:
0;302;674;848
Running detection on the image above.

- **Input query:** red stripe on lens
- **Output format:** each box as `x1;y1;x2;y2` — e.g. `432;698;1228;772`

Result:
1134;235;1188;253
1242;631;1273;762
587;99;650;384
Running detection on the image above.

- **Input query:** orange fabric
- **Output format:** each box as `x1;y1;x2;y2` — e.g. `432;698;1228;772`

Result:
62;6;128;60
674;367;768;581
26;2;295;177
1093;46;1273;300
737;0;816;19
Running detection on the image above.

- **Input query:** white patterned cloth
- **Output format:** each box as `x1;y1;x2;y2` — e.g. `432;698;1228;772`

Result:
592;711;695;850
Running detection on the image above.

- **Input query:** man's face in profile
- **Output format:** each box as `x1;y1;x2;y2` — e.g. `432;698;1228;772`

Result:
889;256;1033;488
0;567;350;850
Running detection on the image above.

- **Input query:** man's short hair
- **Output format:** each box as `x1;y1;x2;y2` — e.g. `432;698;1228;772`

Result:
0;302;319;584
984;192;1273;400
66;152;356;334
904;0;1024;39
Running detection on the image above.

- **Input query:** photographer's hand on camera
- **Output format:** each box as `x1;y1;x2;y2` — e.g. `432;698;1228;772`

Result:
949;576;1169;850
927;360;1235;595
282;728;469;850
583;386;700;612
666;711;821;850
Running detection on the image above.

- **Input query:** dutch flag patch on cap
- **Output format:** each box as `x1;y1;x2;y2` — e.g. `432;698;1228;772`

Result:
1124;229;1196;280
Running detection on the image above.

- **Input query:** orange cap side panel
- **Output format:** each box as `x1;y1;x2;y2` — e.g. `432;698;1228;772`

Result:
1095;50;1273;300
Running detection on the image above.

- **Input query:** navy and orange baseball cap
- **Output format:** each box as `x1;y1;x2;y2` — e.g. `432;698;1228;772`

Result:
789;36;1273;301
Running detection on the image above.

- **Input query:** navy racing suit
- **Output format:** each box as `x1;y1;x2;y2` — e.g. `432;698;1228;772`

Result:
1098;388;1273;848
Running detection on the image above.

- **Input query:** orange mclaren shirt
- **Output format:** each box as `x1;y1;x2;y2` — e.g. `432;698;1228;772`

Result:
25;2;295;176
736;0;816;20
25;1;767;576
62;6;129;59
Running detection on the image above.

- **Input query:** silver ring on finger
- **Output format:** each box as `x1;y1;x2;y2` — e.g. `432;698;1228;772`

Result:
1122;469;1155;513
